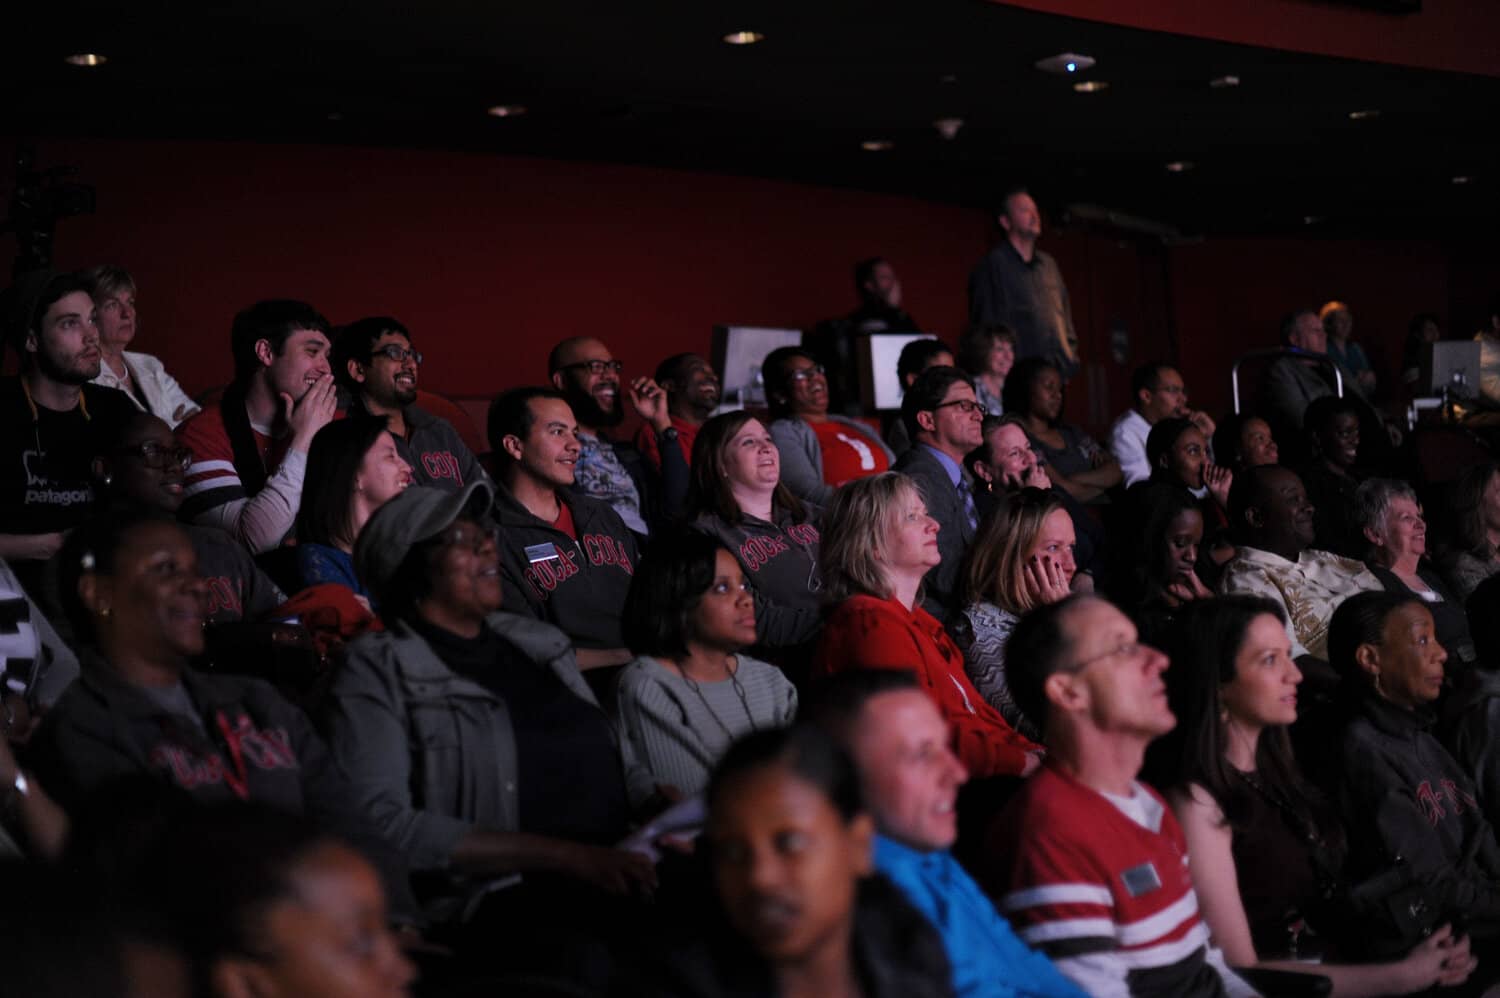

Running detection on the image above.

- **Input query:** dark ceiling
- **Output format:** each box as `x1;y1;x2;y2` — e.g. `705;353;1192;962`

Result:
4;0;1497;239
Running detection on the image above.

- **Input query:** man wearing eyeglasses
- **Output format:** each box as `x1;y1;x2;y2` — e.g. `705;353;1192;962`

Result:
893;366;987;615
1109;364;1216;488
333;317;485;493
984;595;1257;998
0;270;136;598
548;336;687;537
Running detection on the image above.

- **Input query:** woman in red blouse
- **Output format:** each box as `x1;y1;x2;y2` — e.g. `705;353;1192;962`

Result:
813;472;1042;778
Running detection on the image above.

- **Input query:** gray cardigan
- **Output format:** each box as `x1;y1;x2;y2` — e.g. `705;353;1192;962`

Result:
769;415;895;506
325;611;647;875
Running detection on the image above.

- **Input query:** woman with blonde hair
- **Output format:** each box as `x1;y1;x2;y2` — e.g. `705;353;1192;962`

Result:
952;488;1076;740
813;472;1040;778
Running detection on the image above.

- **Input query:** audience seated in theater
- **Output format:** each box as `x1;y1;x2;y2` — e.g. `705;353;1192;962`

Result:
1444;573;1500;824
892;367;987;614
489;387;640;670
956;323;1015;419
1355;478;1476;668
813;473;1041;779
1437;461;1500;601
1298;396;1368;558
805;669;1085;998
967;414;1104;584
808;257;923;415
1322;592;1500;963
983;594;1257;998
175;299;337;554
643;725;953;998
96;410;285;625
687;412;824;658
886;337;955;458
635;352;720;473
80;265;199;428
1148;595;1474;993
142;806;416;998
1321;300;1378;398
28;511;414;919
294;418;413;607
1218;465;1380;670
952;488;1076;741
1108;482;1217;639
1211;412;1280;474
324;483;656;935
332;316;485;492
765;346;893;506
1400;312;1443;399
548;335;686;535
1144;418;1233;548
1111;363;1216;488
0;270;137;595
1003;357;1121;504
1260;308;1343;449
616;529;797;807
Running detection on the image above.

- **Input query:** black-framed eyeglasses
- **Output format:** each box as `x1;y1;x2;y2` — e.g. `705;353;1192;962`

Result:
786;364;826;383
371;345;423;365
934;399;988;416
119;442;193;471
561;359;623;376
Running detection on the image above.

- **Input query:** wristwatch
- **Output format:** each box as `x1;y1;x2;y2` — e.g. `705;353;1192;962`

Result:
657;426;680;442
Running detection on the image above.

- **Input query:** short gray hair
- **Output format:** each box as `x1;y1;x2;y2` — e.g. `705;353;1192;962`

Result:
1352;478;1418;537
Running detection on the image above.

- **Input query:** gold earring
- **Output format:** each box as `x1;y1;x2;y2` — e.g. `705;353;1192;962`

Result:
99;606;112;620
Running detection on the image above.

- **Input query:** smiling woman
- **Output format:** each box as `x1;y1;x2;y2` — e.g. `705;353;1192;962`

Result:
764;347;894;506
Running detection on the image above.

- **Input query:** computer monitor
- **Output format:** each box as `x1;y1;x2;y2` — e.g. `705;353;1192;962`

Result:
860;332;935;411
1421;340;1482;396
711;325;805;409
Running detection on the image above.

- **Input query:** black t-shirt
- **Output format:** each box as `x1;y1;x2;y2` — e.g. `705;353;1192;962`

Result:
409;616;631;843
0;378;136;537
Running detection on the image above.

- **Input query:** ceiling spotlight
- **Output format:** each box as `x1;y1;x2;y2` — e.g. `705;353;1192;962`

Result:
939;74;959;85
486;104;527;118
1036;53;1096;76
723;30;764;45
933;118;964;140
1303;215;1324;225
1348;109;1381;121
63;53;107;67
1453;175;1473;185
1073;80;1109;93
861;140;894;152
1209;75;1240;89
1165;161;1194;173
326;112;344;122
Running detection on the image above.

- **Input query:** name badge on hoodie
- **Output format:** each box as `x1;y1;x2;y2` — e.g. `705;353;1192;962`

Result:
526;543;561;564
1121;862;1162;897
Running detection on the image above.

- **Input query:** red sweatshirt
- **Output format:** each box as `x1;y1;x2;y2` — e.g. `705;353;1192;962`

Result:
814;594;1040;777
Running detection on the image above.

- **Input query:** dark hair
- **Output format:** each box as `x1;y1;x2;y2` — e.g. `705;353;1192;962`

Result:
1003;593;1094;737
707;726;864;825
622;528;734;658
295;417;392;549
853;257;886;294
1227;464;1292;544
896;338;951;389
7;272;92;361
654;351;699;389
955;324;1016;378
229;300;330;384
1328;591;1424;699
801;670;920;746
58;508;170;642
1145;416;1200;483
1447;461;1500;559
762;346;818;421
1130;362;1173;402
1280;308;1319;346
1212;411;1269;471
965;413;1028;483
487;386;568;465
78;263;136;300
1302;394;1360;436
1118;481;1203;604
996;185;1031;218
1001;356;1060;425
331;316;412;394
900;365;974;441
687;410;806;526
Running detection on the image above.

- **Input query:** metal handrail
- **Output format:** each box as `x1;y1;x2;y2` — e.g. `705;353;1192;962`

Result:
1231;348;1344;414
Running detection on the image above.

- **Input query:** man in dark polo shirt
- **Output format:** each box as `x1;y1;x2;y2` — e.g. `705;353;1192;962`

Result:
333;315;486;493
0;270;135;598
968;187;1080;380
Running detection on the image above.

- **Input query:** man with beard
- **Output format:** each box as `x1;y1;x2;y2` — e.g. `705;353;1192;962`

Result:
176;300;338;553
0;270;136;595
333;316;485;493
634;352;720;473
548;336;687;536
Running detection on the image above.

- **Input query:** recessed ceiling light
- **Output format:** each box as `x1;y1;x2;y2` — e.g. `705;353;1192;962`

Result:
723;30;764;45
1073;80;1109;93
933;118;964;140
1209;75;1240;89
1453;175;1473;185
861;140;894;152
1036;53;1096;76
63;53;106;67
1165;161;1194;173
1348;109;1381;121
939;74;959;85
1303;215;1324;225
486;104;527;118
326;112;344;122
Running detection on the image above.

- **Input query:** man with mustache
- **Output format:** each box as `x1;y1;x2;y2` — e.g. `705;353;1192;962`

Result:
0;269;136;595
548;336;687;537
